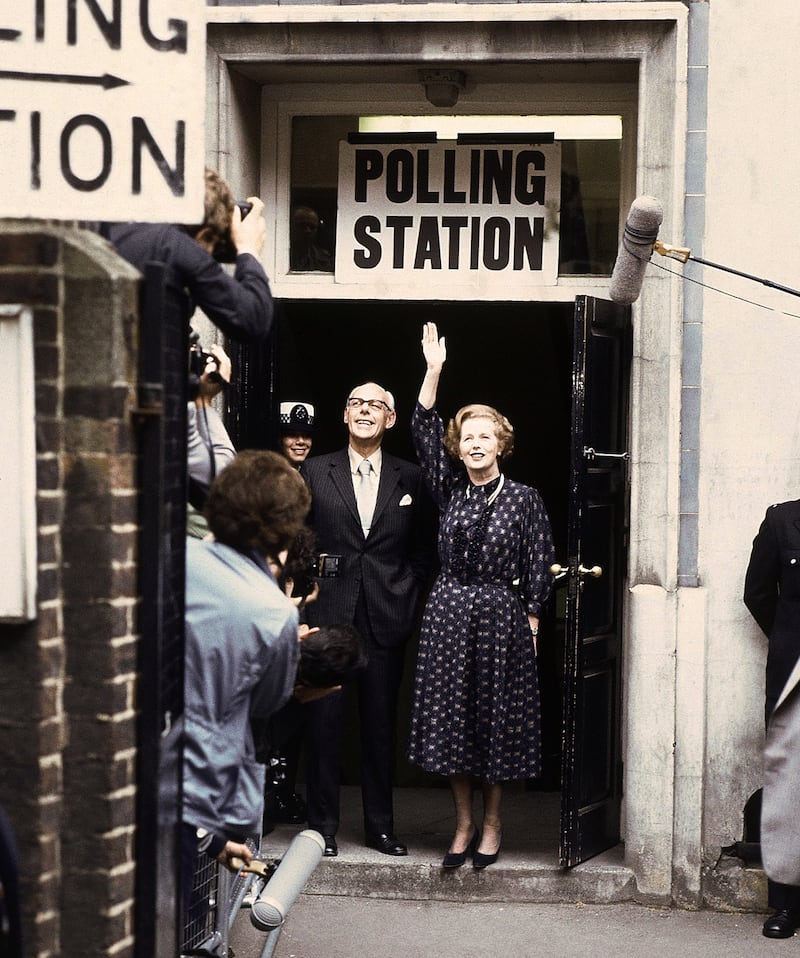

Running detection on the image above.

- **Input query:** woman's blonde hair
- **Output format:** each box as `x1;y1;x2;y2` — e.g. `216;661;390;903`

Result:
443;404;515;462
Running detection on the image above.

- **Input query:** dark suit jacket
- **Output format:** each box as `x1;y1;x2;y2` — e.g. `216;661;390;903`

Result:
744;499;800;713
101;222;274;344
301;448;433;648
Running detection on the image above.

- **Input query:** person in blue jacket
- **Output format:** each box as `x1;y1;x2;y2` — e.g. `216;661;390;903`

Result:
182;450;311;880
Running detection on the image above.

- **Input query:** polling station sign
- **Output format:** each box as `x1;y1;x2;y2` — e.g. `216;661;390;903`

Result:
335;141;561;290
0;1;205;222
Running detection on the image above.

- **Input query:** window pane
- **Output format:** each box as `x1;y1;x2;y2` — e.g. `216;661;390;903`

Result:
289;115;622;277
559;138;621;274
290;116;355;272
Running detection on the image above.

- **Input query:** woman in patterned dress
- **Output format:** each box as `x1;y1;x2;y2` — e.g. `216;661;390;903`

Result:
407;322;555;869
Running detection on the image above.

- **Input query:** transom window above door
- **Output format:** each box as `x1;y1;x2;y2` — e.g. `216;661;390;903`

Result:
288;113;622;285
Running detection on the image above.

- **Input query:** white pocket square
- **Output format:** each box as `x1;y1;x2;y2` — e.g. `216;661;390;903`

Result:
399;494;413;506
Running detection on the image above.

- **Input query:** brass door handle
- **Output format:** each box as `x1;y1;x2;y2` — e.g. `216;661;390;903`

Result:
550;563;602;578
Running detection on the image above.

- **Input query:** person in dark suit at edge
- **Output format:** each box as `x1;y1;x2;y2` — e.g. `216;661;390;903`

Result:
301;382;434;857
744;498;800;939
761;656;800;929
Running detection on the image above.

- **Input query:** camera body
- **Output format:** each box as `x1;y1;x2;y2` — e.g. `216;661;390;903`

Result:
188;331;221;399
291;553;341;600
189;344;220;381
314;553;341;578
213;199;254;263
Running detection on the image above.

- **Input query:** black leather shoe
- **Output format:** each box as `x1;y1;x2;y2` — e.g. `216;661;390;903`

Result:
762;909;799;939
322;834;338;858
473;829;502;870
365;832;408;856
442;827;479;869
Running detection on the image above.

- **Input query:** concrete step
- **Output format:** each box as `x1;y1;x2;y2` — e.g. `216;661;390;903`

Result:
264;785;636;905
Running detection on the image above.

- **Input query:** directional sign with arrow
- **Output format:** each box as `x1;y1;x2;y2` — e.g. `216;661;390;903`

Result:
0;69;130;89
0;1;205;222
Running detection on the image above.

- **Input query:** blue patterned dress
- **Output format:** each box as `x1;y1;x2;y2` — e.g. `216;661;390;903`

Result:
407;403;555;783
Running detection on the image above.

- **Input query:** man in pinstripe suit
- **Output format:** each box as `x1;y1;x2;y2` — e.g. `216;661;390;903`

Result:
301;382;434;857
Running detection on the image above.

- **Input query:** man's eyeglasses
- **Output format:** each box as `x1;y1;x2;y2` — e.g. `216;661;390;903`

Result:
346;397;391;412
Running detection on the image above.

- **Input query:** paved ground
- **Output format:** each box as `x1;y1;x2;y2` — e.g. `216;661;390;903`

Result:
231;897;784;958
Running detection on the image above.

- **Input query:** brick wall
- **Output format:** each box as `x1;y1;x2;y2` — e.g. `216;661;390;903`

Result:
0;225;142;958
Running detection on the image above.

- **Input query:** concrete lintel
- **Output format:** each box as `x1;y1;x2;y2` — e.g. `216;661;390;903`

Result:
207;2;688;27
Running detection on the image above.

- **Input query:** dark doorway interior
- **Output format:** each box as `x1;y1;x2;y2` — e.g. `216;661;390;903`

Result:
277;299;574;789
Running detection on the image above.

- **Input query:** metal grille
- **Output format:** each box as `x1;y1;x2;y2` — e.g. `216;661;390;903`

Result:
181;837;260;957
181;852;219;955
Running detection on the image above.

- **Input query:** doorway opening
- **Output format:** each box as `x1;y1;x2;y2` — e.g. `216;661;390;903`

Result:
278;299;574;794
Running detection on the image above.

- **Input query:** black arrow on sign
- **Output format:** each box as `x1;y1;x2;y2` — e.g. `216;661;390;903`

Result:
0;69;129;89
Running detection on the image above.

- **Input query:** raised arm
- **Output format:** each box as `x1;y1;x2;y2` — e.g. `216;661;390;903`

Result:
418;322;447;410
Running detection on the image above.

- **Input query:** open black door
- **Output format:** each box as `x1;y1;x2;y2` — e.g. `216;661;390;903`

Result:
557;295;631;867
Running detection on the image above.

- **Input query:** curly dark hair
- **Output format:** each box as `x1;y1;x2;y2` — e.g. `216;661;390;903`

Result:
283;524;319;599
298;625;368;688
204;450;311;557
443;403;515;462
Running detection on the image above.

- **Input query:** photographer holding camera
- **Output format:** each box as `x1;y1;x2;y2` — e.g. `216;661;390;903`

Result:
260;517;350;829
182;451;364;908
186;340;236;535
101;168;274;532
100;167;274;345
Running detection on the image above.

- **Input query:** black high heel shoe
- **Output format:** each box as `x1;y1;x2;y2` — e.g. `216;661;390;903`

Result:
473;829;502;870
442;826;479;869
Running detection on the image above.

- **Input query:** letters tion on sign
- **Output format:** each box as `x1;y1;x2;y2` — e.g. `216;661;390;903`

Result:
0;1;205;222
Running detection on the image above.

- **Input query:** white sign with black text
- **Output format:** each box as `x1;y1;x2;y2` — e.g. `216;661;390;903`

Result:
0;1;205;221
335;141;562;291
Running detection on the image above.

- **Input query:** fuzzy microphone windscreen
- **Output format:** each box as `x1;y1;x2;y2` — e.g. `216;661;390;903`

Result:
609;196;664;305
